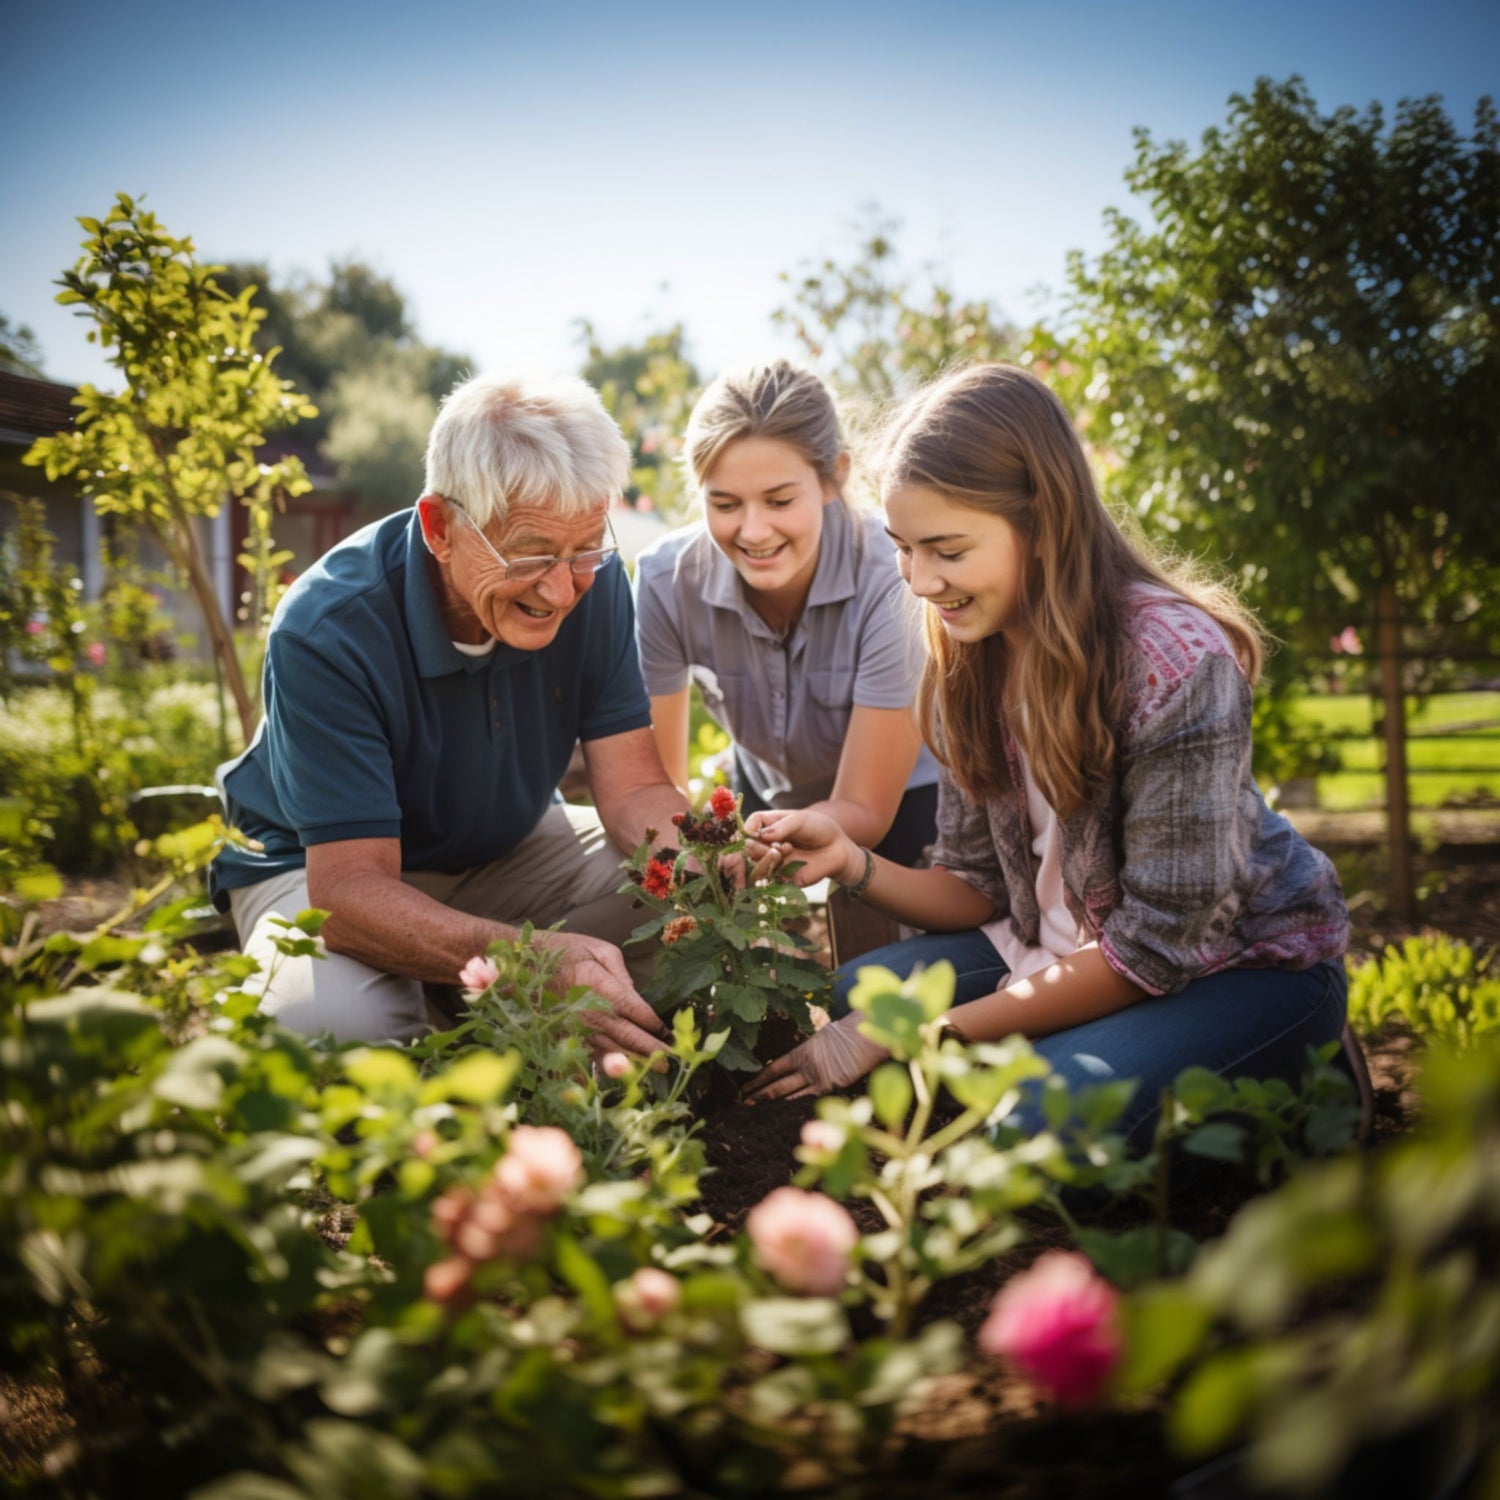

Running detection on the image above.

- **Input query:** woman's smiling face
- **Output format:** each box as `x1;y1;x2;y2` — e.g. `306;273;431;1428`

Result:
702;436;835;601
883;483;1031;645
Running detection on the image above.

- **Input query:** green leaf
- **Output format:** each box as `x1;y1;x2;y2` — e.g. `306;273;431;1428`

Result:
868;1062;913;1129
1184;1121;1249;1162
1170;1348;1262;1456
343;1048;419;1094
741;1297;850;1356
554;1236;614;1324
1115;1284;1214;1394
420;1049;518;1105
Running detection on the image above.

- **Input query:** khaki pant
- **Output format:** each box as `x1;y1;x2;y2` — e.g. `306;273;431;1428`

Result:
227;802;651;1044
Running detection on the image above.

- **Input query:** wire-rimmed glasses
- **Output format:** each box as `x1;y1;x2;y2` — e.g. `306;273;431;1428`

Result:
448;501;619;584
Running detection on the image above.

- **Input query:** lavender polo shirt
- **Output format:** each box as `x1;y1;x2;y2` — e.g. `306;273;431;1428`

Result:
633;498;938;808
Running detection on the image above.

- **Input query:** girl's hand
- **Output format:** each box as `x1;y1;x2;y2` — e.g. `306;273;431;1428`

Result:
743;809;863;888
742;1012;889;1101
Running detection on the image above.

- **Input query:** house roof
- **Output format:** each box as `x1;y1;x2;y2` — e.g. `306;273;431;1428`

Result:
0;370;80;447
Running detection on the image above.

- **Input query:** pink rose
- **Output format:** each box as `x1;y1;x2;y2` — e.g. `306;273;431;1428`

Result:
616;1266;681;1330
493;1125;584;1215
457;1187;543;1261
423;1255;475;1306
746;1186;858;1297
459;955;500;994
978;1251;1121;1407
601;1051;631;1079
800;1120;844;1155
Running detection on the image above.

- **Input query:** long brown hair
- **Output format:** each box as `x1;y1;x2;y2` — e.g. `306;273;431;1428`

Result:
875;364;1263;815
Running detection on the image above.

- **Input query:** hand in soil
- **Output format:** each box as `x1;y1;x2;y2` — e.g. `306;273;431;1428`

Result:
532;929;667;1059
743;1011;889;1101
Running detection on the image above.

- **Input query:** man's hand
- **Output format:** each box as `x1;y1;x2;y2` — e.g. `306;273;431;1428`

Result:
742;1012;889;1102
534;929;667;1059
743;809;864;889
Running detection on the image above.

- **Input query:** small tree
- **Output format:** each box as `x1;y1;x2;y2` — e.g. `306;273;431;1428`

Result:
25;195;316;742
1043;79;1500;919
773;210;1019;412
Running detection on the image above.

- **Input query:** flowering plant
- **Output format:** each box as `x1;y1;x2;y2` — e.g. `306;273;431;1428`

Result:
621;788;831;1071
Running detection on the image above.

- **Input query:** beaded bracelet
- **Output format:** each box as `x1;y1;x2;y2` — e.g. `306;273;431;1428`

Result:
846;846;876;901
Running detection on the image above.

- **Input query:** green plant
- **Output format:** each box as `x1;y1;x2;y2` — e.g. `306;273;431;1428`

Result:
621;789;831;1071
1348;934;1500;1051
1116;1040;1500;1494
24;194;316;741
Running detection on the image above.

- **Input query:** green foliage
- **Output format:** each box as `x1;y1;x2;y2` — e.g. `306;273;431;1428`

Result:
773;209;1019;414
0;677;235;873
23;195;317;742
621;792;831;1071
577;320;702;522
1043;77;1500;667
221;258;471;513
1348;934;1500;1050
1115;1040;1500;1493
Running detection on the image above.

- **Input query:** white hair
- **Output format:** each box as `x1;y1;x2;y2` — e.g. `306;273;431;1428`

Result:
423;373;631;526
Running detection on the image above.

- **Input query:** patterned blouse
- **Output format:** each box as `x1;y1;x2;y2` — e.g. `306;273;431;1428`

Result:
930;591;1349;996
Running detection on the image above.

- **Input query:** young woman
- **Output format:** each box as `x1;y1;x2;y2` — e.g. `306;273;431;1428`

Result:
634;360;938;864
742;364;1349;1146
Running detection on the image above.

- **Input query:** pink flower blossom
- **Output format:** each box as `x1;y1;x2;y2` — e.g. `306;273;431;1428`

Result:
85;642;106;666
601;1051;631;1079
616;1266;681;1330
1329;626;1364;656
800;1120;844;1155
493;1125;584;1215
423;1255;475;1306
746;1186;858;1297
459;955;500;994
710;785;738;821
25;619;44;636
978;1251;1121;1407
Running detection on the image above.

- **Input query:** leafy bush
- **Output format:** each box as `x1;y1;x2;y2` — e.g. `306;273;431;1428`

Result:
1117;1041;1500;1495
1348;935;1500;1051
0;678;235;872
622;789;831;1071
0;833;1384;1497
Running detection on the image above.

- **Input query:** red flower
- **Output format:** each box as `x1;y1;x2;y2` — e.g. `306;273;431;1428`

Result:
710;785;738;821
642;858;676;900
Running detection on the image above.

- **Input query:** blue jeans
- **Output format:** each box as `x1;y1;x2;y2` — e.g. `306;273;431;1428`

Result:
832;931;1348;1151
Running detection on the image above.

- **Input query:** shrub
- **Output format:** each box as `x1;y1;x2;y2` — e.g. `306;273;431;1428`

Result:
1347;935;1500;1051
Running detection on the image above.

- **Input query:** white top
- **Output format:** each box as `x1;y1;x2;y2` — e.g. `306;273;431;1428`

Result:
984;740;1086;982
633;498;938;807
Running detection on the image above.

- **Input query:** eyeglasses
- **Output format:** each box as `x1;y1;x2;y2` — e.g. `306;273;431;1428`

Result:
449;502;619;584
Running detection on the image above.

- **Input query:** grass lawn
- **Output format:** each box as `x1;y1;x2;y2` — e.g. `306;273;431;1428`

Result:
1291;691;1500;810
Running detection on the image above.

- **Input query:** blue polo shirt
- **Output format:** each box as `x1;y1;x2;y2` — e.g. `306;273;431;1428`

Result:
208;507;651;909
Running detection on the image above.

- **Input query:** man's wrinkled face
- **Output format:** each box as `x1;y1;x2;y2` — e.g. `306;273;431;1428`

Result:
443;501;613;650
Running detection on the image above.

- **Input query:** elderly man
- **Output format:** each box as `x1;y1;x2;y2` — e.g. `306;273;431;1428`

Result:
209;374;686;1055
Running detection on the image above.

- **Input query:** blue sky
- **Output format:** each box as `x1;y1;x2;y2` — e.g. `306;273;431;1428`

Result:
4;0;1496;390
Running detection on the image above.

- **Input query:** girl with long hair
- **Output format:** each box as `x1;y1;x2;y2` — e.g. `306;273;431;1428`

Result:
634;360;937;863
743;363;1349;1145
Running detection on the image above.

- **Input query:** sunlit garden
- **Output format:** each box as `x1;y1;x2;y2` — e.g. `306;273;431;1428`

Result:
3;72;1499;1500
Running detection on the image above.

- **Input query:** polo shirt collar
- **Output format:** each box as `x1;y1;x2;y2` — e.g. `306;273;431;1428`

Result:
402;509;474;678
702;496;860;618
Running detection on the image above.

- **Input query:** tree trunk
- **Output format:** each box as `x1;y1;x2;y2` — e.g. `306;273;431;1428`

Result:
164;507;257;745
1375;579;1413;923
